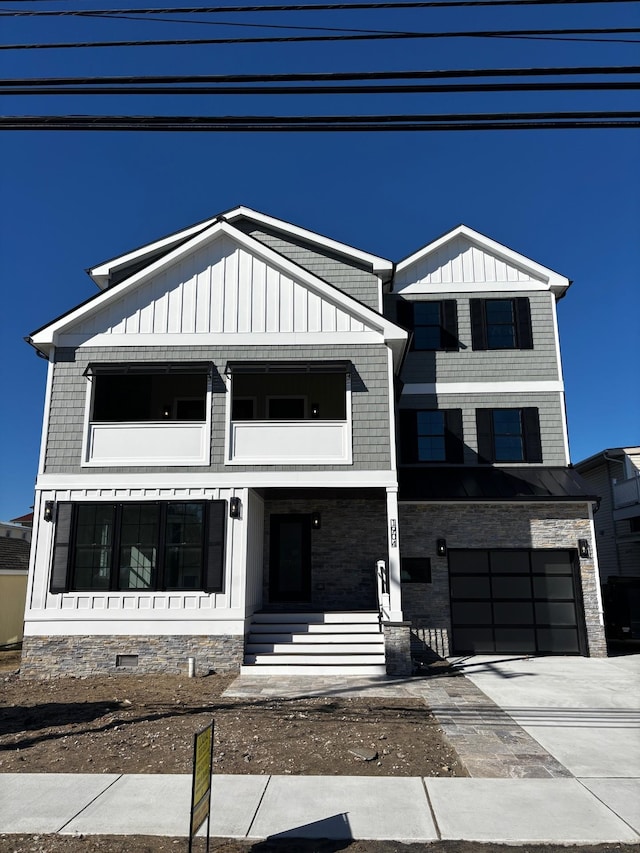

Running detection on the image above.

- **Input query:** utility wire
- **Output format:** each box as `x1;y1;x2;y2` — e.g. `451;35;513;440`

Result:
2;26;639;49
1;111;638;130
2;0;639;14
2;66;637;86
3;81;639;93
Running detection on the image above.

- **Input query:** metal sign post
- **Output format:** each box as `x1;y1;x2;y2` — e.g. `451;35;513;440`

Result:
189;720;214;853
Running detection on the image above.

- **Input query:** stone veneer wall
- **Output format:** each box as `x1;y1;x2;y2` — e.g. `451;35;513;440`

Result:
262;497;386;610
383;622;412;675
21;634;244;679
399;502;607;658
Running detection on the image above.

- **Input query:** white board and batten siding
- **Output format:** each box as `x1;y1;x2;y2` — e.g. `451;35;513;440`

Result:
25;487;250;634
60;236;371;347
395;234;550;294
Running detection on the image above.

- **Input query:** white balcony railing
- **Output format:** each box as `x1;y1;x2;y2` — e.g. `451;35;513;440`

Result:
228;420;352;465
85;421;210;466
613;476;640;509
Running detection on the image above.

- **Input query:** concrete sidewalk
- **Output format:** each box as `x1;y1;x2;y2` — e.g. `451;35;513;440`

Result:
1;654;639;843
1;772;639;843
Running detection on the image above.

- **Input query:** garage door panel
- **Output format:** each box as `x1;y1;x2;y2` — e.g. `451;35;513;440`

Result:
533;576;575;599
450;576;491;598
492;576;532;598
450;549;586;656
535;601;578;626
494;628;536;653
493;602;534;624
451;601;493;625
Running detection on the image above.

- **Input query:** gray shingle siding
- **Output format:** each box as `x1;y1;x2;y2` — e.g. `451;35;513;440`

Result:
390;291;560;383
45;344;391;474
399;392;567;466
234;221;382;311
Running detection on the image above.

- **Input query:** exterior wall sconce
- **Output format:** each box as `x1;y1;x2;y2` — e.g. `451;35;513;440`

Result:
229;497;241;519
43;501;54;522
311;512;321;530
578;539;590;558
436;538;447;557
311;403;320;418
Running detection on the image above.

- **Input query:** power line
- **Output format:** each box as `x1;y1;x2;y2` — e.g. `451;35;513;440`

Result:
1;110;638;130
1;0;639;14
3;81;639;94
2;26;639;49
2;65;637;86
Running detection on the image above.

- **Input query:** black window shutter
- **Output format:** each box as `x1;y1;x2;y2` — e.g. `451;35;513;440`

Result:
50;502;72;594
441;300;459;351
399;410;418;463
444;409;464;463
470;300;487;350
515;298;533;349
522;408;543;462
476;409;494;463
205;501;226;593
396;299;414;330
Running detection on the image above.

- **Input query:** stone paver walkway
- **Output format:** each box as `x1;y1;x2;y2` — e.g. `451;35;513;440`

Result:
223;664;570;779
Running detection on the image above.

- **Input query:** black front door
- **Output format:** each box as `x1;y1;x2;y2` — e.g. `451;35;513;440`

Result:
269;514;312;603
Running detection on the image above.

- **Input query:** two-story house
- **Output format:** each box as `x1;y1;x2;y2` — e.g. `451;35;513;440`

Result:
21;207;606;678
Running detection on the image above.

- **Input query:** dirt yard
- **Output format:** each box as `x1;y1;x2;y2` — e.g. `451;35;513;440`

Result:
0;651;462;778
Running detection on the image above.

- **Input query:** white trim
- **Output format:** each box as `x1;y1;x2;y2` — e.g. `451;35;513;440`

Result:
89;206;393;285
0;569;28;576
395;224;570;295
59;331;385;349
223;207;393;275
550;292;571;465
398;498;595;505
385;487;403;622
402;381;564;395
37;354;55;476
387;347;397;473
35;222;407;361
23;617;246;635
395;280;552;295
35;470;398;489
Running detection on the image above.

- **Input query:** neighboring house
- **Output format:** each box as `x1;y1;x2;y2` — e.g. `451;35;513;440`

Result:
575;447;640;640
0;521;31;647
21;207;606;678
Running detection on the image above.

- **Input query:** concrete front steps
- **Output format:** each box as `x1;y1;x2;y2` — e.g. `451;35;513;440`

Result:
241;611;387;675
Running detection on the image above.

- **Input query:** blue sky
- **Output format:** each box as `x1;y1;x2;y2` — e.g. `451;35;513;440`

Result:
1;1;639;521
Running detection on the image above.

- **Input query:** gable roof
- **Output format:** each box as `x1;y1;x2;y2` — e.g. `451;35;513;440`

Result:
29;219;407;365
0;537;30;573
88;205;393;289
394;224;571;297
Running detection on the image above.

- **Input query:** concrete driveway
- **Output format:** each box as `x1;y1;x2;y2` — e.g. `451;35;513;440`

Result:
456;653;640;778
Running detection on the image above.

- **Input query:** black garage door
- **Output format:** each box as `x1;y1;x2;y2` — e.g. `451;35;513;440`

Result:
449;549;587;655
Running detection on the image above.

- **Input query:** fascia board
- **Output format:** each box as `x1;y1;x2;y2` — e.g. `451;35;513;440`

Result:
395;224;570;295
88;216;219;286
223;206;394;277
31;220;408;351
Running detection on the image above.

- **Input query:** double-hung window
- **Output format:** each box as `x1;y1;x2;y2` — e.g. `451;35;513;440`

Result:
396;300;459;352
476;408;542;463
470;298;533;350
50;501;226;594
399;409;464;463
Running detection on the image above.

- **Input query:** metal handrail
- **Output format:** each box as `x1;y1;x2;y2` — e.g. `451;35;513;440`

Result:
376;559;391;631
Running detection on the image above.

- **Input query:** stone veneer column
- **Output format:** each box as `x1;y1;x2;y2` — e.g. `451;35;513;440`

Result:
383;622;412;676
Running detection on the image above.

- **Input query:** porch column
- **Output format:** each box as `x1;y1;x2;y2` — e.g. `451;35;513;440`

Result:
385;487;403;622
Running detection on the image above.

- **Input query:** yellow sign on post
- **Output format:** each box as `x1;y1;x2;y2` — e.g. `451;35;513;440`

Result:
189;720;214;853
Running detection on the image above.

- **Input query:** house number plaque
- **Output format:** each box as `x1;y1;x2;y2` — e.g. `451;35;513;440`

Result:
390;519;398;547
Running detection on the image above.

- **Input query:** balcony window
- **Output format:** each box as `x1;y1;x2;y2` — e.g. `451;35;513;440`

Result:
226;361;352;464
82;363;212;466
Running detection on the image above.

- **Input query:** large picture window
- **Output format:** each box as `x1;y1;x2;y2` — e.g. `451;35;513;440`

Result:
50;501;225;594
